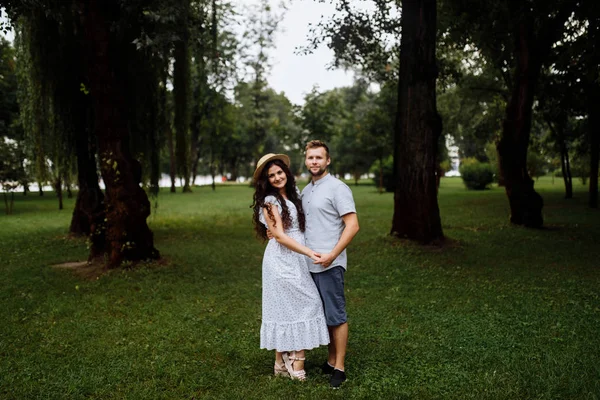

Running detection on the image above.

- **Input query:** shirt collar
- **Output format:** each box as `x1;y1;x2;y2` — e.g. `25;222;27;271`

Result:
311;173;331;186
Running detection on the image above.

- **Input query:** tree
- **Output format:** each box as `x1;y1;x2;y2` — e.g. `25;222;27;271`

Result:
0;38;19;140
173;0;192;193
75;0;160;267
445;0;578;227
238;0;283;172
0;138;23;214
390;0;443;243
304;0;443;242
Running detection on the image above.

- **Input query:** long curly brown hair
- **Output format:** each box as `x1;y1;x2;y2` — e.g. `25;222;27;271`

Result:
251;159;306;241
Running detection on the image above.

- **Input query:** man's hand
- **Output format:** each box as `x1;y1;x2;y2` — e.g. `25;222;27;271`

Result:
266;229;274;240
314;252;336;268
309;251;322;263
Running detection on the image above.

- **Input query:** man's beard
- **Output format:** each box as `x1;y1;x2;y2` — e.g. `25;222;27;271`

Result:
309;166;327;178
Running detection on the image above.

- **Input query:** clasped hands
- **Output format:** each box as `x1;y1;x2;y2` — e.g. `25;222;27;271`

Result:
266;229;333;268
309;251;335;268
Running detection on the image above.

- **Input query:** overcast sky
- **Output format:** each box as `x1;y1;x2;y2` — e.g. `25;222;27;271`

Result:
1;2;357;105
264;0;355;105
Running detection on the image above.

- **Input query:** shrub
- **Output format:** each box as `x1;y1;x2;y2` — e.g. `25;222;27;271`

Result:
370;156;395;192
459;160;494;190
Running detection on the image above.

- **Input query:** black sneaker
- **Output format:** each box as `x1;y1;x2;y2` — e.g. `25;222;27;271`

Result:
330;369;346;388
321;361;335;375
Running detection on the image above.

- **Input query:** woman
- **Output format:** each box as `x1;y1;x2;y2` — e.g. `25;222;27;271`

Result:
251;153;330;380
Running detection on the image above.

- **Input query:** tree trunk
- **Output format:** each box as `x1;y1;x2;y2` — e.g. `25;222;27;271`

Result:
498;1;575;227
54;176;63;210
174;0;192;193
497;16;544;227
167;128;176;193
391;0;443;243
191;151;201;186
589;87;599;208
67;21;106;244
69;113;105;245
546;117;572;199
587;15;599;208
559;137;573;199
79;0;159;268
378;157;383;194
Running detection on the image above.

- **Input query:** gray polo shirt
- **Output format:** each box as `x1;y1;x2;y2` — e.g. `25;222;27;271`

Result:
302;173;357;274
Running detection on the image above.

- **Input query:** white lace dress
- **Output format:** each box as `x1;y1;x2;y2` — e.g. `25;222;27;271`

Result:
259;195;330;351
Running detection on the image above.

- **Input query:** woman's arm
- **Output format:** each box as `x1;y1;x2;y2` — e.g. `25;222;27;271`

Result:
262;204;320;261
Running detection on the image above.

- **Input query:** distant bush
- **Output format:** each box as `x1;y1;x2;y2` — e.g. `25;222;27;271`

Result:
370;156;394;192
459;159;494;190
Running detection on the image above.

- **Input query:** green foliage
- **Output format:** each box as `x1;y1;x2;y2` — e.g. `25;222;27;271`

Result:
0;138;23;213
527;149;551;180
370;155;394;192
437;69;506;161
0;37;19;139
571;153;591;185
301;1;400;84
459;158;495;190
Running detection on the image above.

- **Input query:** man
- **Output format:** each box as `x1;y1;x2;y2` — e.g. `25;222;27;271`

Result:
302;140;359;388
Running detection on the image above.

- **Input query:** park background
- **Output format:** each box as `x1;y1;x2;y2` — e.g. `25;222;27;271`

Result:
1;0;600;398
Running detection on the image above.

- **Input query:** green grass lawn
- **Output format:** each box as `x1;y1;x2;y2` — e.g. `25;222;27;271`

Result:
1;177;599;399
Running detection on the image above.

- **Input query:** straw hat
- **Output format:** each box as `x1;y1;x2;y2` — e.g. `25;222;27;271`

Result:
253;153;290;181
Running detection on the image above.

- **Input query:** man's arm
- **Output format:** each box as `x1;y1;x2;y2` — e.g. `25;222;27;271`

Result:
315;212;359;268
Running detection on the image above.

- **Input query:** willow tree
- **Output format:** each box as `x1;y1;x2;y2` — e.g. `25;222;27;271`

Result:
14;7;106;256
75;0;160;267
6;0;164;267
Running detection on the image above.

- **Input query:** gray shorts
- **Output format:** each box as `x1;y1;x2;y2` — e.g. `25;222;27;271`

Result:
311;266;347;326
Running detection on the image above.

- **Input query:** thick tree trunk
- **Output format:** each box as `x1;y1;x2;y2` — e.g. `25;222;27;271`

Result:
67;23;106;245
391;0;443;243
497;18;543;227
69;118;106;247
79;0;159;268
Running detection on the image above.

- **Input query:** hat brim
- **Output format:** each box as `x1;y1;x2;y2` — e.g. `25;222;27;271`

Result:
253;154;291;181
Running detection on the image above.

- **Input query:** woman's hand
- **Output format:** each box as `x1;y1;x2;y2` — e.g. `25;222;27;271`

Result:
308;251;322;263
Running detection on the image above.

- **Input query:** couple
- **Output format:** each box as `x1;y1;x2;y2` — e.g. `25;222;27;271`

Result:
251;140;359;388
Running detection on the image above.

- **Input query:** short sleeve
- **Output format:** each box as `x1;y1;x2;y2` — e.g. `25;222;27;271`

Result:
333;183;356;217
259;195;282;227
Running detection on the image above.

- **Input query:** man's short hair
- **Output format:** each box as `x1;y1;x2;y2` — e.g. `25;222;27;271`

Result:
305;140;330;158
